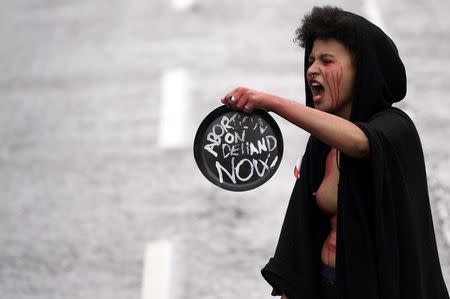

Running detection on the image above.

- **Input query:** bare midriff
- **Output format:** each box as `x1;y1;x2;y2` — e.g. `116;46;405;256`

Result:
314;148;339;268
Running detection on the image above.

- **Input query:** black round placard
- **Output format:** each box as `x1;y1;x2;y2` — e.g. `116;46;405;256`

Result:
193;105;283;191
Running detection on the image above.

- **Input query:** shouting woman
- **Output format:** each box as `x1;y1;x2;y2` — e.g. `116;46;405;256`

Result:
221;6;449;299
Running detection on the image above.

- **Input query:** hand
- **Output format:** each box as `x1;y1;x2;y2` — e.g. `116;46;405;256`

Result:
220;86;274;113
281;292;289;299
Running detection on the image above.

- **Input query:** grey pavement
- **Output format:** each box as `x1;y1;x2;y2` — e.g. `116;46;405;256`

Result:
0;0;449;298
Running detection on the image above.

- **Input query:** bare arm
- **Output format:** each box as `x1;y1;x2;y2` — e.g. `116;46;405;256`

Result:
269;94;369;158
221;87;369;159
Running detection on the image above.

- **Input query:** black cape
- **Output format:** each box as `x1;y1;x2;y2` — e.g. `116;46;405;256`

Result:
261;11;449;299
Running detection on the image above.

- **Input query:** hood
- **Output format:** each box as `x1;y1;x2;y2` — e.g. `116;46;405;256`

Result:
303;11;407;122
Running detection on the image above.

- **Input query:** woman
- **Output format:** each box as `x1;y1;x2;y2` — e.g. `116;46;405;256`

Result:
221;6;449;299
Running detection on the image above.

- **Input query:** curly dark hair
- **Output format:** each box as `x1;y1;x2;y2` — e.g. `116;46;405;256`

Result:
295;6;356;62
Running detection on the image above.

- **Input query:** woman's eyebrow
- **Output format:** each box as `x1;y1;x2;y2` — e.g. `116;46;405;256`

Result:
319;53;334;59
308;53;335;60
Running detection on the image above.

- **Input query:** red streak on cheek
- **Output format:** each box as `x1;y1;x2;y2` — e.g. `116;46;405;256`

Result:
324;65;343;110
332;71;338;109
336;66;342;108
324;69;331;106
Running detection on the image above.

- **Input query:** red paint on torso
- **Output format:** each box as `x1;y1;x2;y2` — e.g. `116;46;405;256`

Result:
314;148;339;267
314;148;339;215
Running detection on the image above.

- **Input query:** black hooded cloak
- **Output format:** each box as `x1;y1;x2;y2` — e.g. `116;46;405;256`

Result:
260;11;449;299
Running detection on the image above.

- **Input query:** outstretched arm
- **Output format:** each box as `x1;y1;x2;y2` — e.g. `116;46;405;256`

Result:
221;87;369;159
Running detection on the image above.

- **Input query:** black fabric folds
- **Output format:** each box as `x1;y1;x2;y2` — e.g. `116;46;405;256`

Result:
260;10;449;299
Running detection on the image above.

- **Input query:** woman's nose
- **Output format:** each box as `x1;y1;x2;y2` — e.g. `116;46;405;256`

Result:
307;68;319;80
307;64;319;78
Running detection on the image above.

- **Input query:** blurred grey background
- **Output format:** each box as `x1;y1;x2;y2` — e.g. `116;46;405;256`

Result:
0;0;449;298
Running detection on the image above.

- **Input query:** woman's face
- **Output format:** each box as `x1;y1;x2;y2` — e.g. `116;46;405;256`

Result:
307;38;355;119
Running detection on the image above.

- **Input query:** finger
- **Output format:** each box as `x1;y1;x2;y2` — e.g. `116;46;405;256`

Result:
224;87;239;100
222;95;235;105
233;87;247;99
243;104;253;113
222;88;246;109
235;92;249;110
221;95;234;107
229;87;248;107
221;87;240;105
222;94;237;107
239;95;254;113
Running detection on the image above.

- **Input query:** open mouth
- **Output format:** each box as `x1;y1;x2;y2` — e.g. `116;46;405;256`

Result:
310;80;324;100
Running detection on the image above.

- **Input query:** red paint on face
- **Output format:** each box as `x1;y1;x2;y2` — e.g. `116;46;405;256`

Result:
323;63;343;110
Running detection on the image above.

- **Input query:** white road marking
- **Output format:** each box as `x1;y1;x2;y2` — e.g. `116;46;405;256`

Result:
141;240;173;299
159;68;192;148
171;0;194;11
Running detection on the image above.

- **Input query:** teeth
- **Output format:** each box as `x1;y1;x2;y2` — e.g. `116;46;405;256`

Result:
312;82;320;87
